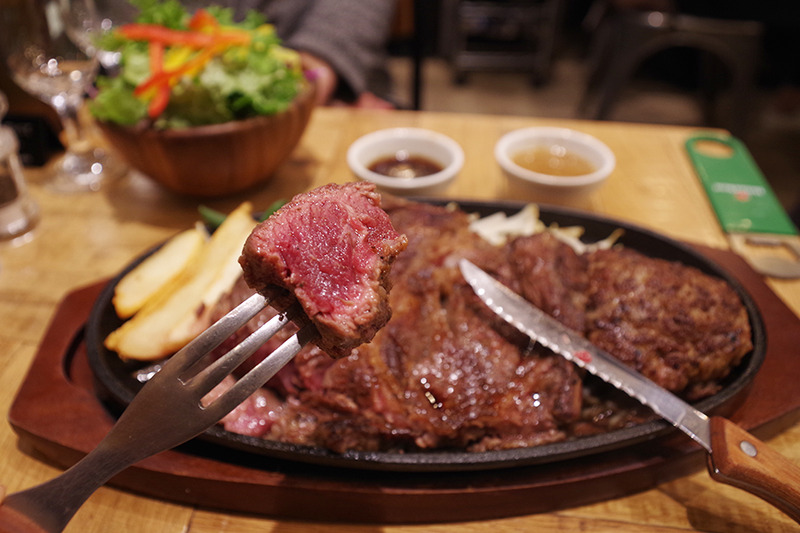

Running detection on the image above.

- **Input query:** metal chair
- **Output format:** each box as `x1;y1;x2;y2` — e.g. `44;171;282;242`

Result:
579;9;763;136
439;0;566;87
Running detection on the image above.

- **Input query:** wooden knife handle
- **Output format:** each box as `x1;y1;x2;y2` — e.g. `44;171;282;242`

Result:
707;416;800;523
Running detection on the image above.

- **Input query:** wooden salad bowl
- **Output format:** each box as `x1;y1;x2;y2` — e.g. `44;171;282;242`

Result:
96;82;316;197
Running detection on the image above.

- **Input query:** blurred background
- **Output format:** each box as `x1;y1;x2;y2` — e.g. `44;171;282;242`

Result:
385;0;800;219
2;0;799;215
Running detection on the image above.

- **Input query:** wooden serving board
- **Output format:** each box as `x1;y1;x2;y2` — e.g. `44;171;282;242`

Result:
7;245;800;524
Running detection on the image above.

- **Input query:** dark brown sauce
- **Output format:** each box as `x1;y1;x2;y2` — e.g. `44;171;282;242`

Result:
369;152;444;179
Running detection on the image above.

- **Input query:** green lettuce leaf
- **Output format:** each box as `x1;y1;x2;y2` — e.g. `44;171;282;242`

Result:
90;0;303;129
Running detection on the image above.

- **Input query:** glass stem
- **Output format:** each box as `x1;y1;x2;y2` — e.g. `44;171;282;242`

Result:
54;101;93;155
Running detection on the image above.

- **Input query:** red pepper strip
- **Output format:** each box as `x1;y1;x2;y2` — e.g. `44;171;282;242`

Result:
122;18;251;120
149;40;164;74
148;82;171;119
145;42;170;118
133;41;164;98
118;24;250;48
134;45;217;97
188;8;219;32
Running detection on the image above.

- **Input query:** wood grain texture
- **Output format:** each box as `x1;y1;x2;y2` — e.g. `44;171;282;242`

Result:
97;83;316;197
1;108;799;532
708;416;800;522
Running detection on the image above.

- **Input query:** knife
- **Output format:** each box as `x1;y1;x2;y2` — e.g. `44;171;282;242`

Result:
459;259;800;522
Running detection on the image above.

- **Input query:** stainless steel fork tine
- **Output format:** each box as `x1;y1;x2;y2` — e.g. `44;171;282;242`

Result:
202;322;319;421
160;292;270;379
185;301;306;398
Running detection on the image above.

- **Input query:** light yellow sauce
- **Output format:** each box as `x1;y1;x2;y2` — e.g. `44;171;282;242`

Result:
512;145;596;177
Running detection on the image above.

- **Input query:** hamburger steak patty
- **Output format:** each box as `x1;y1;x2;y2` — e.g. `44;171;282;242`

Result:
213;196;752;452
585;247;752;400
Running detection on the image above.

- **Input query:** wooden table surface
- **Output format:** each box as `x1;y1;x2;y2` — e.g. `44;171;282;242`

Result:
1;107;799;532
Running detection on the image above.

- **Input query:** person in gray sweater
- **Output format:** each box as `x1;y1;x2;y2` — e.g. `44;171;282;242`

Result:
265;0;397;108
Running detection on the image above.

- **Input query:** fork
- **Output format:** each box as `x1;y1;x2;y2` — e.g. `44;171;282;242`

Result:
0;291;318;533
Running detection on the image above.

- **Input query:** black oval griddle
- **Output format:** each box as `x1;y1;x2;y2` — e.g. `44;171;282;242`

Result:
85;200;766;472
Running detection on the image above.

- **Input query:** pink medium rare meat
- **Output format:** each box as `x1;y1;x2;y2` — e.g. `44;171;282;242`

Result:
239;182;408;358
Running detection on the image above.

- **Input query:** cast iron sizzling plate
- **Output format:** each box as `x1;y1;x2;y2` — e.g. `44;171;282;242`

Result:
85;200;766;472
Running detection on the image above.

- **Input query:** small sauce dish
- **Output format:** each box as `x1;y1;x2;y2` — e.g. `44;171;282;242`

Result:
347;127;464;195
495;127;615;200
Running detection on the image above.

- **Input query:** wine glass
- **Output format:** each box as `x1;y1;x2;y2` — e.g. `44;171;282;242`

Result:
0;0;126;193
0;90;39;242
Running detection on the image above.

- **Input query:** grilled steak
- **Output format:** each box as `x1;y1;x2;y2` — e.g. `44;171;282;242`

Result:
214;197;752;453
506;232;589;333
263;199;583;452
239;182;408;358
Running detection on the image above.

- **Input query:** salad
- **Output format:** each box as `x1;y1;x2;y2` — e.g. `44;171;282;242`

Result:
90;0;305;129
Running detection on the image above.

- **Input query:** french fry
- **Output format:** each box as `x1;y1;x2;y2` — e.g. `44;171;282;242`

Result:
105;202;257;361
112;225;207;319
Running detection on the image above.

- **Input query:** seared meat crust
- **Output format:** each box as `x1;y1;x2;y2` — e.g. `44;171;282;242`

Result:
266;201;583;452
585;248;752;400
216;198;753;452
506;232;589;333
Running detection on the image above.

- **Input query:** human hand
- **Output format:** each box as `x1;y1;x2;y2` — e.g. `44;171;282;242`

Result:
299;52;395;109
299;52;338;106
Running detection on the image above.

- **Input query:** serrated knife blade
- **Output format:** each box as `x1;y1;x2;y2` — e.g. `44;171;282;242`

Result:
459;258;800;522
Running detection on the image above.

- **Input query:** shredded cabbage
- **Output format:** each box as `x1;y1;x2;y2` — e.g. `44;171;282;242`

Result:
469;204;624;253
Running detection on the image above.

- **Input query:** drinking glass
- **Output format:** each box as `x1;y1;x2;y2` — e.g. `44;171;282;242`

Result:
0;0;126;193
0;90;39;241
92;0;138;70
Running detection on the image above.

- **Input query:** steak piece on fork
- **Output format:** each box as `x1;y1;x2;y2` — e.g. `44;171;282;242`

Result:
240;182;408;358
